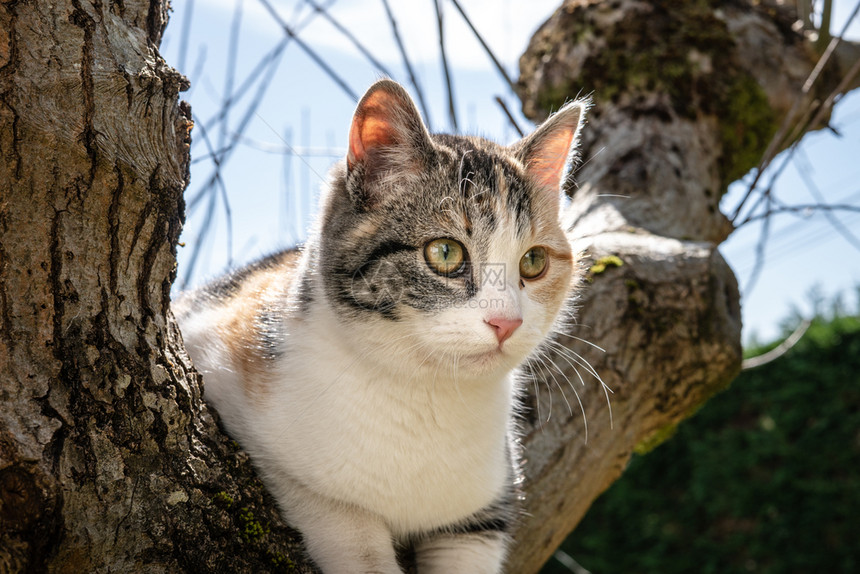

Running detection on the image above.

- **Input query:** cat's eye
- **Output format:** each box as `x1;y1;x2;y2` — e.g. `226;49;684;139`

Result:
424;238;466;276
520;246;548;280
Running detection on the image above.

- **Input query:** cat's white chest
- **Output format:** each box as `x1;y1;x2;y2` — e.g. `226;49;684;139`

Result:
261;342;513;535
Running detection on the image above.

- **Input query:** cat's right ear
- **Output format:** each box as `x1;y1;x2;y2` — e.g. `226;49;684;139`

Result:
513;99;588;210
346;80;432;208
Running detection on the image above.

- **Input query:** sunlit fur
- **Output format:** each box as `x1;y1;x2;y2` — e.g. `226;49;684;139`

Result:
174;79;588;574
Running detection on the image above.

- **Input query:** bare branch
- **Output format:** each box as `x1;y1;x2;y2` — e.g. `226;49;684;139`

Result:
434;0;458;132
177;0;195;73
816;0;833;51
183;118;234;287
742;194;773;296
734;40;860;232
302;0;394;77
231;135;344;157
494;95;524;137
183;179;218;289
194;0;331;149
257;0;359;101
187;40;287;216
197;38;289;143
552;549;593;574
742;319;812;369
219;0;245;151
449;0;516;92
738;201;860;226
729;1;860;222
794;148;860;252
380;0;433;129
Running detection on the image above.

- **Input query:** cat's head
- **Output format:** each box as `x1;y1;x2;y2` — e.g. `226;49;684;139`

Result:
317;79;585;381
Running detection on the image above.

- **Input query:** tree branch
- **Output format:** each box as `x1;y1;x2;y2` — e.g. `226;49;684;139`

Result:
742;319;811;370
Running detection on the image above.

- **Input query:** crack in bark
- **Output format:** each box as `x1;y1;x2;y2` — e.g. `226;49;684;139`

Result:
69;0;98;186
146;0;163;46
0;3;22;179
108;163;124;296
0;208;13;352
128;195;153;268
34;393;68;474
48;208;67;362
137;165;164;328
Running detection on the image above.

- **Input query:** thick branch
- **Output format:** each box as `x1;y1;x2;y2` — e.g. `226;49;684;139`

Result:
508;232;742;572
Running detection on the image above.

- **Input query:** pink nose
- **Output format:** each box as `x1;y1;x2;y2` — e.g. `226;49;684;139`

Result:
485;317;523;345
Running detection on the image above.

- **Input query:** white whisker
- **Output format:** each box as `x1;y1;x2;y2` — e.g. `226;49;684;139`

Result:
556;331;607;353
546;339;614;430
522;367;544;430
537;351;574;419
529;355;557;423
544;340;586;387
536;347;588;443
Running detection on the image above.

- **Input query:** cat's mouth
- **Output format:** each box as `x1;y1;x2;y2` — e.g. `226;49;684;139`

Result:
462;347;509;369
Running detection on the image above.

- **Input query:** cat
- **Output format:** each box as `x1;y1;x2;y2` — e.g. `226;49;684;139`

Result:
174;79;586;573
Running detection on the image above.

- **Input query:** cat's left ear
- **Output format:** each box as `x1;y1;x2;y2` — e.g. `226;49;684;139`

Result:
513;99;587;208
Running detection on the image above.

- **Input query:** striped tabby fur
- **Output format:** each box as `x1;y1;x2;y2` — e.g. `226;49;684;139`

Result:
174;79;586;573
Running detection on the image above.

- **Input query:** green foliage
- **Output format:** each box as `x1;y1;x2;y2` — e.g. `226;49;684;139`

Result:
543;314;860;574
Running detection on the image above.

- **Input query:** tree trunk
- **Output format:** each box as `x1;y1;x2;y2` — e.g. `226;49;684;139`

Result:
0;1;315;571
507;1;859;571
0;1;856;573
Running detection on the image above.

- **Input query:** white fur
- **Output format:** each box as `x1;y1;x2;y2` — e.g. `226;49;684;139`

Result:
177;223;560;573
415;533;509;574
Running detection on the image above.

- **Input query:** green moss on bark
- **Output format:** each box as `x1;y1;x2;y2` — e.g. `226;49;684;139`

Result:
527;0;777;190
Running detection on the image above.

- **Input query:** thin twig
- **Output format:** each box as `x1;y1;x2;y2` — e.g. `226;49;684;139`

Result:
194;0;333;149
449;0;516;92
177;0;195;73
258;0;359;101
231;134;344;157
196;39;288;146
734;150;791;228
183;181;218;289
742;319;811;369
816;0;834;51
219;0;244;151
794;148;860;252
184;118;234;285
742;194;773;296
434;0;458;132
729;0;860;221
733;29;860;228
281;127;296;245
254;112;332;187
494;96;524;137
553;549;593;574
379;0;432;128
303;0;394;77
738;202;860;226
187;41;287;214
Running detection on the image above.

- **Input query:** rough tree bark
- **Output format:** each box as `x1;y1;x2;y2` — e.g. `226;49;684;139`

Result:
0;1;314;572
0;1;856;573
508;1;859;572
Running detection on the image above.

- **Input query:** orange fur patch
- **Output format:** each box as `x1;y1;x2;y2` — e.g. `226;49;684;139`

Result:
219;251;301;396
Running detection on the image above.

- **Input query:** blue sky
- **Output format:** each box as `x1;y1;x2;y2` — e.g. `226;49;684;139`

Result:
162;0;860;344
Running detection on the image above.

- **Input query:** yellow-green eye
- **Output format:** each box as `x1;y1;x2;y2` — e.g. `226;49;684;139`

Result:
424;238;466;276
520;246;548;280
